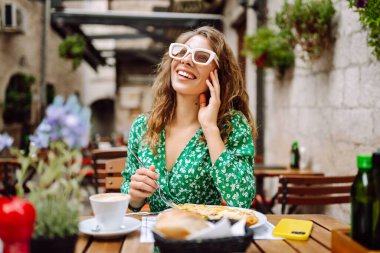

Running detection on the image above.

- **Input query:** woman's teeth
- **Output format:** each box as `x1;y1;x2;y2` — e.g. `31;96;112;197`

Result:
178;70;195;80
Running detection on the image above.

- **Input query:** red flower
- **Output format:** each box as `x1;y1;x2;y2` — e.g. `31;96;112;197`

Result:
255;53;268;68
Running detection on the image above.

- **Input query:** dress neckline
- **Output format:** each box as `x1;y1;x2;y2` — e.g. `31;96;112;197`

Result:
160;127;202;173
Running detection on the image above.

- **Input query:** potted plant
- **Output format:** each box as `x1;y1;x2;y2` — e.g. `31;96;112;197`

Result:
348;0;380;60
243;27;295;75
275;0;335;61
14;95;91;253
58;35;86;70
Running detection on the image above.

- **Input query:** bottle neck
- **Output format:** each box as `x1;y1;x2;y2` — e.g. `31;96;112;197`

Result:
358;168;372;172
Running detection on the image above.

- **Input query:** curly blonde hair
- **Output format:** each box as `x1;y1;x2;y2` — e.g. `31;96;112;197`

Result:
146;26;256;152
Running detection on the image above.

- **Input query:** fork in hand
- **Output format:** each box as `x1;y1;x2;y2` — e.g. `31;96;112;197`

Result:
129;150;177;208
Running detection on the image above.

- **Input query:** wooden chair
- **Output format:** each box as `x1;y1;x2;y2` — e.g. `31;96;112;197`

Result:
0;158;20;195
277;175;355;214
253;168;324;214
91;147;127;193
105;157;151;212
105;157;126;192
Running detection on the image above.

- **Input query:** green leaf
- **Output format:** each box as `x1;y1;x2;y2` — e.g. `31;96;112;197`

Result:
58;35;86;70
348;0;380;60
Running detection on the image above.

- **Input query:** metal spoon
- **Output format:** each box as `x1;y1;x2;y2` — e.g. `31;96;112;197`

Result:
91;225;100;232
91;224;126;232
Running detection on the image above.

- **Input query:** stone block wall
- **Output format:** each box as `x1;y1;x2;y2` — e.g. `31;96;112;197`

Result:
0;0;88;127
264;0;380;222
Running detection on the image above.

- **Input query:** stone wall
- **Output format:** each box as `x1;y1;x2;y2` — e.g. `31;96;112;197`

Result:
264;0;380;222
0;0;88;128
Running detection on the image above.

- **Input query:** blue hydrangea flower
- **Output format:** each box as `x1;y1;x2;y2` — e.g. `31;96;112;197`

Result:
30;95;91;149
0;133;14;151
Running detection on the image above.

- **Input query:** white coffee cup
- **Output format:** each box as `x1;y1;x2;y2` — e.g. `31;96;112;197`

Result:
89;193;130;231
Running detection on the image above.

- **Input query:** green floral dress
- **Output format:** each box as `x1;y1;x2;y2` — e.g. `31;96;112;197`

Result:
121;110;255;212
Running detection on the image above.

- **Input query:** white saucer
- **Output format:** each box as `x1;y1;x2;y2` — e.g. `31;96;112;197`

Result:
79;217;141;238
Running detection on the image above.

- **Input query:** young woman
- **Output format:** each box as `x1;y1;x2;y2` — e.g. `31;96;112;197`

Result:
121;26;256;212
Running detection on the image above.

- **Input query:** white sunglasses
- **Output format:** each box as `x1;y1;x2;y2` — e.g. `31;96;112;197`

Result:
169;43;220;68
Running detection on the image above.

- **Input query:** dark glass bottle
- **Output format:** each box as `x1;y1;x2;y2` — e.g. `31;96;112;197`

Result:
290;141;300;169
372;152;380;249
351;155;379;249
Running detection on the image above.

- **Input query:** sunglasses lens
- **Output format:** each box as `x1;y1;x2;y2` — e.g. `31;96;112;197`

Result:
194;51;211;64
171;44;188;58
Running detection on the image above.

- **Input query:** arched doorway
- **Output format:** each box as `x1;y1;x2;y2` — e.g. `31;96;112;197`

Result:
2;73;34;149
90;98;115;143
46;83;56;105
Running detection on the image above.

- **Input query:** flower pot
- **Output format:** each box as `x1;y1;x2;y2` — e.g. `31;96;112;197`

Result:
30;235;77;253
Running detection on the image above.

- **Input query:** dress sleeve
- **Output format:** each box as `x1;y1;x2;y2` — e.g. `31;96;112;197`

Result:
121;115;147;211
209;111;255;208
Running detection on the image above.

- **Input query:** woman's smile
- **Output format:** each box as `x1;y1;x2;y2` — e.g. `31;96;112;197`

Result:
177;70;196;80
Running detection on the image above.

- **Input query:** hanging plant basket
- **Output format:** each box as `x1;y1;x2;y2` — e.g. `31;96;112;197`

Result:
243;27;295;74
58;35;86;70
275;0;335;61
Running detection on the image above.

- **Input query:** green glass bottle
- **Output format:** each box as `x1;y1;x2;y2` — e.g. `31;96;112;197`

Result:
372;152;380;249
290;141;300;169
351;155;379;249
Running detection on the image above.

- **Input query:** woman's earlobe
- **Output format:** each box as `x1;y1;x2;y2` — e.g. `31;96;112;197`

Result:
199;93;207;107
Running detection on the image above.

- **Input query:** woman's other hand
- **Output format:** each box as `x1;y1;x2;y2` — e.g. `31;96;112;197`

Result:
198;69;221;130
128;165;159;208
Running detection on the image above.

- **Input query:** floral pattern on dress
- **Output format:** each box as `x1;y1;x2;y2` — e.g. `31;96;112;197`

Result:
121;110;255;212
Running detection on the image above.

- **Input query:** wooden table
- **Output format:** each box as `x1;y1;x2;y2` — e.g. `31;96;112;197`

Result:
75;214;349;253
254;166;324;213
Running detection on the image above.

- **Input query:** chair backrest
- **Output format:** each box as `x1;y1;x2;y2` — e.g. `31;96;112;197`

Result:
277;175;355;214
91;148;127;193
105;157;126;192
0;158;20;195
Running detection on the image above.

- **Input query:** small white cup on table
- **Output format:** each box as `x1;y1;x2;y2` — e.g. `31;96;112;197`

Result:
89;193;130;231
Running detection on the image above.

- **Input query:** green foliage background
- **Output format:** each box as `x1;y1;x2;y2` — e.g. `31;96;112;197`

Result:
348;0;380;60
3;73;34;124
243;27;295;70
275;0;335;61
15;142;84;238
58;35;86;70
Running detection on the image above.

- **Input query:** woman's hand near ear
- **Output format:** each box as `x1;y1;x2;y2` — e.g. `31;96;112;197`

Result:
198;69;220;131
198;69;225;164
